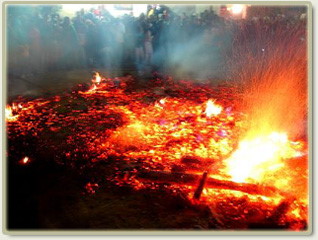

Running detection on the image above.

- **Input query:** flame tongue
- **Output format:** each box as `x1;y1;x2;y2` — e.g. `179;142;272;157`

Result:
93;72;102;84
205;99;223;117
224;132;304;185
5;104;19;122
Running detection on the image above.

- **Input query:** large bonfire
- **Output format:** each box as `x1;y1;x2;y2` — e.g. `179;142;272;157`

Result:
6;69;308;230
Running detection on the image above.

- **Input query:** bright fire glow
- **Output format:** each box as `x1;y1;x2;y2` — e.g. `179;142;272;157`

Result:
6;72;308;229
94;72;102;84
205;99;222;117
19;156;30;165
5;104;19;122
225;132;303;184
159;98;166;105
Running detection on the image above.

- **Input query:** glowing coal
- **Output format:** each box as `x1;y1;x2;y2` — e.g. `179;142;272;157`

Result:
6;71;308;230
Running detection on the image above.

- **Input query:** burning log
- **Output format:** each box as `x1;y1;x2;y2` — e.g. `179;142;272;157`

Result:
136;170;282;197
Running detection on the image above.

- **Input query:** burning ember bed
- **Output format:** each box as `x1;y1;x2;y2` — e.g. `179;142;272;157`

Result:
6;72;309;230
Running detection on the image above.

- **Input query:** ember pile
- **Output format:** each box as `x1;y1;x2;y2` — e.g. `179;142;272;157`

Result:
6;72;308;230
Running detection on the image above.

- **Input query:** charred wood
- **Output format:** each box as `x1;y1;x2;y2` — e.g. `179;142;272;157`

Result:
136;170;282;197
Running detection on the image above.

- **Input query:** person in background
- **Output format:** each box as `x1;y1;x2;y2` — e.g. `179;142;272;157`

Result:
99;20;113;69
144;27;153;66
112;19;126;75
83;19;99;68
60;17;81;69
134;23;145;74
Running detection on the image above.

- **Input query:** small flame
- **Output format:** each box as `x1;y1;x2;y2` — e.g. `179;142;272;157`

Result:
155;98;166;108
79;72;104;94
5;104;19;122
205;100;222;117
159;98;166;105
94;72;102;84
19;156;30;165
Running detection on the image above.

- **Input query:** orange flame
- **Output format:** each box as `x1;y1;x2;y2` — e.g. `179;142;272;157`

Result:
159;98;166;105
93;72;102;84
19;156;30;165
79;72;105;95
205;99;222;117
224;132;305;186
6;71;308;227
5;104;19;122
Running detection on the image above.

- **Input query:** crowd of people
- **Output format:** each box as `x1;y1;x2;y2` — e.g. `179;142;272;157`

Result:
7;5;307;80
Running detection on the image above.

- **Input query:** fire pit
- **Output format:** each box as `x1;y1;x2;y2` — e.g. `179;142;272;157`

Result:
6;72;308;230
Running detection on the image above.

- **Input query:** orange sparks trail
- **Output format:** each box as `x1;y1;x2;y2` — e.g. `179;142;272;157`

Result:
6;72;308;230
